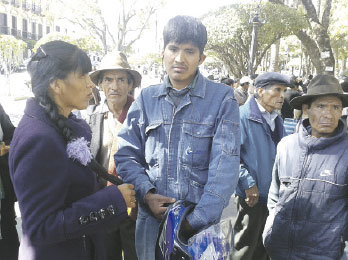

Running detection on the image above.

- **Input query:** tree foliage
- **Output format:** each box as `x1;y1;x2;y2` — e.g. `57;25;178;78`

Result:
202;2;307;77
47;0;164;54
269;0;337;75
0;35;27;75
33;33;101;53
330;0;348;60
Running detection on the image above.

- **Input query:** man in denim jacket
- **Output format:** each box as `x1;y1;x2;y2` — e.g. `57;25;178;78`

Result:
115;15;240;259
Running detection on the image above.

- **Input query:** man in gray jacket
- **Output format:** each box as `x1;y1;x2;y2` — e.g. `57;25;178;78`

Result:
263;74;348;260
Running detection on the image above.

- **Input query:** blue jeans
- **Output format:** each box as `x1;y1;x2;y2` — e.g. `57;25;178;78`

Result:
135;206;161;259
342;242;348;260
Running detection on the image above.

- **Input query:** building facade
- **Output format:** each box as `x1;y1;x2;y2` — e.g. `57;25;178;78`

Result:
0;0;67;43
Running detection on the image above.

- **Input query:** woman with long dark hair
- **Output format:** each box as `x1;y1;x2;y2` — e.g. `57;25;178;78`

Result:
9;40;135;260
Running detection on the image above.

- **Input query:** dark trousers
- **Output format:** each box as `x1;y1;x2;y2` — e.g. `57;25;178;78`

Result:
0;198;19;260
232;196;269;260
105;216;137;260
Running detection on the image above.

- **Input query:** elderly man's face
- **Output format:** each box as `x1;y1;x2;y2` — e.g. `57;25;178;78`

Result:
257;84;287;113
303;96;342;138
100;70;132;106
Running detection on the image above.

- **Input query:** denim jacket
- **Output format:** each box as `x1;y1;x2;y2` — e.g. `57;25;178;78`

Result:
236;96;286;204
115;72;240;230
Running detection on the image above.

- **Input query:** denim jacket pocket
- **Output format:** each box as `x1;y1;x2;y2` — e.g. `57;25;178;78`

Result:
144;121;162;167
181;122;214;170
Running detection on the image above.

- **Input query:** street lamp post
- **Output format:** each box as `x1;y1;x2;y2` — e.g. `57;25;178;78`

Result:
248;13;262;76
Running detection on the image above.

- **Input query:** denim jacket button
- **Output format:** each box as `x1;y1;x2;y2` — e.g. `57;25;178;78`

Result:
186;148;193;155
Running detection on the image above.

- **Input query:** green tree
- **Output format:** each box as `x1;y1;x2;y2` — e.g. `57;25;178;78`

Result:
330;0;348;74
47;0;165;54
33;32;101;53
0;35;26;75
202;3;307;77
270;0;336;75
0;35;27;95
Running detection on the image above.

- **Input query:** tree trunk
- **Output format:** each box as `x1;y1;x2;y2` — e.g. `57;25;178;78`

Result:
334;46;339;76
270;39;280;72
271;0;336;75
342;57;347;72
299;43;303;76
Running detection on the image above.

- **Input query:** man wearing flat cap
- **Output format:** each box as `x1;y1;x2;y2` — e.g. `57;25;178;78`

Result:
86;50;141;260
263;74;348;260
233;72;290;260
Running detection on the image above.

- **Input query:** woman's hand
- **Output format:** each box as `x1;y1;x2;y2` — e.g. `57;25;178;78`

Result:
0;143;10;156
118;184;136;208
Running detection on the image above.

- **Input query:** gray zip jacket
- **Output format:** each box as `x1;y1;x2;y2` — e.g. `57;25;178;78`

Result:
263;119;348;260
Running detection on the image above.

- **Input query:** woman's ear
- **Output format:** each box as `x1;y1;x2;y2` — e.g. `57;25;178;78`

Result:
49;79;63;96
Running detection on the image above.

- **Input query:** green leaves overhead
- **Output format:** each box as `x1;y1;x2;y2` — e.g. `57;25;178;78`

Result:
202;2;307;77
0;35;27;74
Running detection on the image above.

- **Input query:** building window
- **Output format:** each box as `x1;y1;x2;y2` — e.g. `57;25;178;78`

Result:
55;26;60;32
11;16;17;29
0;13;8;34
0;13;7;26
32;22;36;40
46;26;50;34
38;24;42;39
22;18;28;38
11;16;17;36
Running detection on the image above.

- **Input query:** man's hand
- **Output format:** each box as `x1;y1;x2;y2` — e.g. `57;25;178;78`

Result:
118;184;136;208
245;185;259;207
180;218;196;242
145;192;175;221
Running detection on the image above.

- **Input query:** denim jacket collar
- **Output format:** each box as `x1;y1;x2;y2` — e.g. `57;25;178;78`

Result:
152;70;206;99
247;95;264;124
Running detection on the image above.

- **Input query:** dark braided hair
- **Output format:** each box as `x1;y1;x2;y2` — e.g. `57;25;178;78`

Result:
27;41;122;185
27;40;92;142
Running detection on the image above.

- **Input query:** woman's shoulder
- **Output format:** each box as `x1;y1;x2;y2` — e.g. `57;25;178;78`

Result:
12;115;65;152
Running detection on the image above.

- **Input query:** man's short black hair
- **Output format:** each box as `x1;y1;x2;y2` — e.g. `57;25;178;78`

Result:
163;15;207;54
221;77;234;86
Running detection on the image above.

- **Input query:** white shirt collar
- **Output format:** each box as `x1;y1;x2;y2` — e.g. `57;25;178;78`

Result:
256;99;279;131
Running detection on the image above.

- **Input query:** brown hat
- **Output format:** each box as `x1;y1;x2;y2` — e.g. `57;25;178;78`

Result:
89;51;142;88
290;74;348;109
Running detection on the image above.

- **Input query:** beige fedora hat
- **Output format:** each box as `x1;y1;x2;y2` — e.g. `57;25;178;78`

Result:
89;51;142;88
290;74;348;109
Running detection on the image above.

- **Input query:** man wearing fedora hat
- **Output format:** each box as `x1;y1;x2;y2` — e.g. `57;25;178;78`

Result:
263;74;348;260
85;51;141;260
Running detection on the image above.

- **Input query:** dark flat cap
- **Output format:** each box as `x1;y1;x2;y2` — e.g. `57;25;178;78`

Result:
254;72;291;89
290;74;348;109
